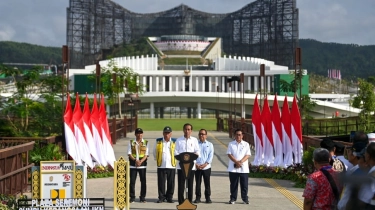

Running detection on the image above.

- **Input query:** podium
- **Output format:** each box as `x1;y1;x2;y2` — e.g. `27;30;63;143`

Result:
175;152;198;210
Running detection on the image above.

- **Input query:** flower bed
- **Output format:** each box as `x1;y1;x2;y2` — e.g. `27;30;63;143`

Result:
87;165;114;179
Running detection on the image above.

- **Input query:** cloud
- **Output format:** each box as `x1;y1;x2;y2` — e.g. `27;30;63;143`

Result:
0;0;374;46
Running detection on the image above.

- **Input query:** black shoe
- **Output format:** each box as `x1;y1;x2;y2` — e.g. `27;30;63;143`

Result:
163;198;167;202
167;199;174;203
194;199;201;203
228;200;235;204
243;200;249;204
130;199;135;203
206;199;212;203
157;200;163;203
140;200;147;203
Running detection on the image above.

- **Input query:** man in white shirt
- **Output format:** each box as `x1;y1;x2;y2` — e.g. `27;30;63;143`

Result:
194;129;214;204
127;128;149;203
174;123;200;204
227;128;251;205
153;126;177;203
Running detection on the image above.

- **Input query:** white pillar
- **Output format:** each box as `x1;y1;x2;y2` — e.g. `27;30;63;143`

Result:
267;76;271;93
254;76;258;92
189;75;192;92
221;77;225;92
162;76;165;92
150;102;154;119
208;76;212;92
176;76;179;92
247;76;251;92
169;76;172;92
215;77;218;92
195;76;199;92
143;76;147;92
182;77;185;92
201;76;205;92
149;76;153;92
155;76;159;92
197;102;201;119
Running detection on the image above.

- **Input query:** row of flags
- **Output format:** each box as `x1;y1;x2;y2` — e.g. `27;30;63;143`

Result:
251;94;303;167
328;69;341;80
63;93;116;168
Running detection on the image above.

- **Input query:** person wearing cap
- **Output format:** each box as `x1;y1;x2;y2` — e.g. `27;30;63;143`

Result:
335;142;353;171
303;148;342;210
320;138;346;173
174;123;200;204
127;128;149;203
194;129;214;204
338;142;367;210
153;126;177;203
358;143;375;208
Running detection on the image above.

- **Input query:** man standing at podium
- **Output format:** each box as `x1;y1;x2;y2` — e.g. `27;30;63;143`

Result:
175;123;200;204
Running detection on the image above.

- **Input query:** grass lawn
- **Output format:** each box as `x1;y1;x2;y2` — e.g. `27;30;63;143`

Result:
138;118;217;131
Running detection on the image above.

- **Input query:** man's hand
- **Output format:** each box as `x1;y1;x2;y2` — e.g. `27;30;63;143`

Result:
135;160;142;167
234;160;242;168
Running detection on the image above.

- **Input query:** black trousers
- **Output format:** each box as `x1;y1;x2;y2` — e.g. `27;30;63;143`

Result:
130;168;147;200
177;169;195;204
157;168;176;201
229;172;249;202
195;168;211;200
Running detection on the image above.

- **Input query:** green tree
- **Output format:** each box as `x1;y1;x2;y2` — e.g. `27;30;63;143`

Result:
352;79;375;132
99;59;145;117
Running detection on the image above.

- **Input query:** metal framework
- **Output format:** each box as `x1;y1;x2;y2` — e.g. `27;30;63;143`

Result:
67;0;298;68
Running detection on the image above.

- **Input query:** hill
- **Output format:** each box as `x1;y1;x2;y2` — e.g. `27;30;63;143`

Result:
299;39;375;80
1;39;375;80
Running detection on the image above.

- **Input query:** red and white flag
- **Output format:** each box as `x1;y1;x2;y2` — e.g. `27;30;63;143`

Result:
73;93;94;168
271;95;284;167
63;93;81;165
251;94;263;166
99;94;116;168
82;94;101;166
281;96;293;166
291;94;303;164
91;94;107;167
261;95;274;166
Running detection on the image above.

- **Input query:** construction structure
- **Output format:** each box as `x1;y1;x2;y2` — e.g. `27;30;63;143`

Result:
67;0;299;69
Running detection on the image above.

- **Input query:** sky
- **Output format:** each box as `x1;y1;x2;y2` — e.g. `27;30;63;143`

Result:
0;0;374;47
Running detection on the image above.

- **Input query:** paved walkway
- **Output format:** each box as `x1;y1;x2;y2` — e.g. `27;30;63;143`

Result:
86;131;304;210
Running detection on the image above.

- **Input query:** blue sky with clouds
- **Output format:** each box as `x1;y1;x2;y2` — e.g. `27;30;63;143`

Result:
0;0;374;47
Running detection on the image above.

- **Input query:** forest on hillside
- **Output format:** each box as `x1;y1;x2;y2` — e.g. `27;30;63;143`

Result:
0;39;374;80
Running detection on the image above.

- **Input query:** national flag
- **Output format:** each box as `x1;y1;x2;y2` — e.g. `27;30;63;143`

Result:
91;94;107;167
63;93;81;165
99;94;116;168
281;96;293;166
82;93;101;166
73;93;94;168
291;94;303;164
261;95;274;166
251;94;263;166
271;94;284;167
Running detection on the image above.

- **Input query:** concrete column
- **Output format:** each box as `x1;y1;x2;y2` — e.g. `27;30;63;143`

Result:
150;102;154;119
267;76;271;93
221;77;225;92
187;108;191;118
247;76;251;92
182;77;185;92
155;107;159;118
143;76;147;92
149;76;153;92
189;76;192;92
155;76;159;92
169;76;172;92
162;76;165;92
195;76;199;92
201;76;205;92
208;76;212;92
254;76;258;92
197;102;201;119
176;76;179;92
193;108;197;118
215;77;218;92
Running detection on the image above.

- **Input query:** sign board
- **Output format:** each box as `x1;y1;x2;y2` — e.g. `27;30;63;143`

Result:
40;161;75;200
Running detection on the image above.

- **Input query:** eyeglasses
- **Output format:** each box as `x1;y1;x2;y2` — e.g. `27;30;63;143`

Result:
198;133;206;136
235;134;242;136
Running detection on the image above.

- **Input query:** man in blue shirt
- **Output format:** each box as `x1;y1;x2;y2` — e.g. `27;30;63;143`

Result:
194;129;214;204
